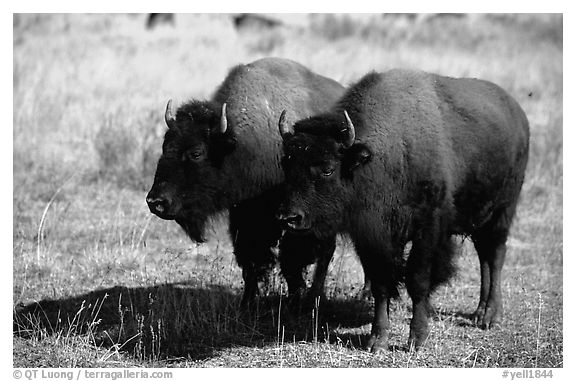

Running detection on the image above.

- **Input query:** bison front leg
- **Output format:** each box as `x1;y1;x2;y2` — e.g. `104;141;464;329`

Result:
278;234;310;304
366;283;391;354
356;241;401;353
307;235;336;303
229;201;281;310
279;233;337;307
231;236;276;310
240;265;259;309
406;238;433;351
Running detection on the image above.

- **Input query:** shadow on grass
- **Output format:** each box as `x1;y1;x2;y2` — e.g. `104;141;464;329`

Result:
13;282;374;362
431;309;479;328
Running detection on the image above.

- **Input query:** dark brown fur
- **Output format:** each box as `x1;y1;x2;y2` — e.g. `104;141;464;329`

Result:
146;58;345;307
278;69;530;352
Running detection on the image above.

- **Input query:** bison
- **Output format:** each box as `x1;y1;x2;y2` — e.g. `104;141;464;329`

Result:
146;13;175;30
146;58;346;307
276;69;530;352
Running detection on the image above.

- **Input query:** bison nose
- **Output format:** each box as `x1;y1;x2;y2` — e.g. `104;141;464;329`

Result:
146;195;171;217
276;208;307;230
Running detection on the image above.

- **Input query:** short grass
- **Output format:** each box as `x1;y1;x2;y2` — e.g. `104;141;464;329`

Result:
13;13;562;367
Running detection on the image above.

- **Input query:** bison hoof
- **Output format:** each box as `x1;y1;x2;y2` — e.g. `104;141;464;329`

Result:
366;334;389;354
473;305;502;329
407;336;424;352
407;329;429;351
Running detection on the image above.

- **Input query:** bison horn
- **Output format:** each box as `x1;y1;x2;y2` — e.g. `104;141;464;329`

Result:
278;110;293;140
219;103;228;134
165;99;176;129
343;110;356;148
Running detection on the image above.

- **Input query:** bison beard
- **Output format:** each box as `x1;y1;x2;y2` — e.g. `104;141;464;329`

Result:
175;217;207;243
146;57;347;308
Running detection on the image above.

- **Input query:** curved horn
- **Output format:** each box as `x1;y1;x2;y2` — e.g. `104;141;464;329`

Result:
219;103;228;134
343;110;356;148
278;110;293;140
164;99;176;129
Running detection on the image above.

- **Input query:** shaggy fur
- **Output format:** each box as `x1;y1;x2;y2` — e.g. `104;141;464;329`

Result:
278;69;530;353
146;58;345;307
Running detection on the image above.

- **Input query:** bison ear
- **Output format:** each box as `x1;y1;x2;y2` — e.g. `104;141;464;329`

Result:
342;144;372;179
278;110;294;140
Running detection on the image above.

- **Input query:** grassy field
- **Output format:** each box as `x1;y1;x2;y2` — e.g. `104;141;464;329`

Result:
13;13;562;367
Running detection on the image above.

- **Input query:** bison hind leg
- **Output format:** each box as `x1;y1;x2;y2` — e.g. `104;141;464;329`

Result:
471;204;517;329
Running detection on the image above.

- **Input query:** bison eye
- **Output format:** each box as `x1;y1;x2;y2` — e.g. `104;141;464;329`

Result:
320;168;334;177
182;149;205;162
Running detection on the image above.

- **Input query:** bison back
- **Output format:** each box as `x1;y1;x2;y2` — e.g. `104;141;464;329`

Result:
339;69;529;235
214;57;346;201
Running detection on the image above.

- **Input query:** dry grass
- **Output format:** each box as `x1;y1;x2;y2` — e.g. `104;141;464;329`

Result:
13;13;562;367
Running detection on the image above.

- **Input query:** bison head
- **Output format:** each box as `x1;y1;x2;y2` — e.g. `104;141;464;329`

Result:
146;99;237;242
276;110;371;238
